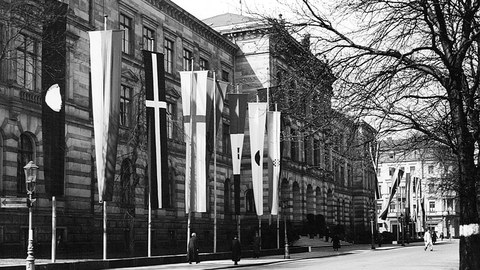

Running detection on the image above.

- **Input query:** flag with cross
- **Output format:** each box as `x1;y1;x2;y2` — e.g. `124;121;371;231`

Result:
143;50;169;209
180;71;209;213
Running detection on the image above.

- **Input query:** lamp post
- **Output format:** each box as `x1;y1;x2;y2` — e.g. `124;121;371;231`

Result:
369;209;375;249
281;200;290;259
399;213;405;246
24;161;38;270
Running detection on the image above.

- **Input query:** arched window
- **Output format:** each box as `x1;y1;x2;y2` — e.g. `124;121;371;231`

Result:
224;178;231;213
245;189;255;213
120;159;134;215
17;133;35;194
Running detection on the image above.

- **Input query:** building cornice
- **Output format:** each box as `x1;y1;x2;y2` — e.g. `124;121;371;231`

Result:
144;0;238;54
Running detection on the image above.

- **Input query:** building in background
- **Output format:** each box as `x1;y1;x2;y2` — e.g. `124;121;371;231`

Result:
0;0;376;257
376;138;460;241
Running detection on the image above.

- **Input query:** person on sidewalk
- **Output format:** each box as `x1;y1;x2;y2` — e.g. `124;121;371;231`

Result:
187;232;200;264
232;235;242;265
253;232;261;258
424;229;433;251
332;234;341;251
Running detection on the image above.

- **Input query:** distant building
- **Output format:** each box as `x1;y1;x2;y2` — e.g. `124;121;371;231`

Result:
376;139;460;240
0;0;377;257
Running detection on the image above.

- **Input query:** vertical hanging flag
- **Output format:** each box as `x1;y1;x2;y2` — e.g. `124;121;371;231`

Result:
228;93;248;215
248;102;268;216
267;111;281;215
379;168;404;220
180;71;209;213
206;77;228;172
42;0;67;196
89;30;123;202
143;50;169;209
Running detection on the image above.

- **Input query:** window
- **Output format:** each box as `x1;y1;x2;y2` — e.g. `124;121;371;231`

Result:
200;58;209;71
313;139;320;165
164;38;174;73
167;102;177;139
410;166;415;175
378;184;382;194
120;14;132;54
224;179;231;213
222;123;230;155
17;133;35;194
428;165;434;174
324;145;330;170
16;33;37;91
389;202;395;212
120;85;132;127
221;70;229;82
290;129;297;161
120;159;135;215
143;26;155;51
377;168;381;176
183;49;192;71
389;167;395;176
429;201;435;212
428;183;435;193
245;189;255;213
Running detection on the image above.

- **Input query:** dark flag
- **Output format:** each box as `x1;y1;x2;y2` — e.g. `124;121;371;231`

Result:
143;51;169;209
379;168;404;220
228;93;248;215
41;0;68;196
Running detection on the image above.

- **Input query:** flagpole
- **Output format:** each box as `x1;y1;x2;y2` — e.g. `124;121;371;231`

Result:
187;59;195;252
51;196;56;263
213;71;218;253
102;13;108;261
148;186;152;257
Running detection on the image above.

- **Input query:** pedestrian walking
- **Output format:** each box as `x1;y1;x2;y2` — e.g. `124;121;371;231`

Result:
440;232;444;241
325;227;330;242
252;232;261;258
424;229;433;251
232;235;241;265
187;232;199;264
431;230;437;244
332;234;341;251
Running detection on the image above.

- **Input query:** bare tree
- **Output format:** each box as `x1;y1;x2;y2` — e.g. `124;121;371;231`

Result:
265;0;480;268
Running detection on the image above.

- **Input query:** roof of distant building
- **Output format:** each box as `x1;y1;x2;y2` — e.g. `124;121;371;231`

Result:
203;13;266;34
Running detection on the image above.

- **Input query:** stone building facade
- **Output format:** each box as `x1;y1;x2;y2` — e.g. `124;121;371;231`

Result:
0;0;376;257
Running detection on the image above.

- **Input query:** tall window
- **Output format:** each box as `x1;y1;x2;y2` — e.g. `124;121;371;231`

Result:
120;85;132;127
17;133;34;194
410;166;415;175
224;179;231;213
167;102;177;139
16;34;37;91
120;14;132;54
222;123;230;155
164;38;174;73
389;167;395;176
429;201;435;212
142;26;155;51
245;189;255;213
199;58;209;71
120;159;135;215
221;70;229;82
290;129;297;161
183;49;192;71
324;145;330;170
313;139;320;165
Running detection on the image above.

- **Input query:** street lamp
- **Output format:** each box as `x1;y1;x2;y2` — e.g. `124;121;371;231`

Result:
399;213;405;246
281;200;290;259
369;209;375;249
24;161;38;270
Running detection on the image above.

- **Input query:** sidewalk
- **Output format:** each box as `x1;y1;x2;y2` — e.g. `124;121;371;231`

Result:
0;236;403;270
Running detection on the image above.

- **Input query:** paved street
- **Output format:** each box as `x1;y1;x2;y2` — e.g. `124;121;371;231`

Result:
108;239;458;270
